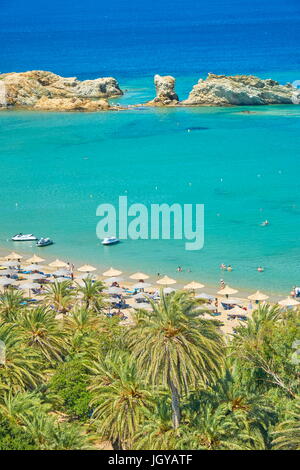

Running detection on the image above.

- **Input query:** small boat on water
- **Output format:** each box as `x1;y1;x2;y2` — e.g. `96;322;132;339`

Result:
102;237;120;246
36;237;53;247
11;233;37;241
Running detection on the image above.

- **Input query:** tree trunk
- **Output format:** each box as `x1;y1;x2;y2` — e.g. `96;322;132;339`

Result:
111;437;123;450
168;377;181;429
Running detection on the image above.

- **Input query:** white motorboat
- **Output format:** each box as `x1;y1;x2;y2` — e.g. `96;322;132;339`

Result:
102;237;120;246
36;237;53;247
11;233;38;241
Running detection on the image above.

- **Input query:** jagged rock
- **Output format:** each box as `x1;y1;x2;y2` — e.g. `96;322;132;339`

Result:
182;73;300;106
0;70;123;111
147;74;179;106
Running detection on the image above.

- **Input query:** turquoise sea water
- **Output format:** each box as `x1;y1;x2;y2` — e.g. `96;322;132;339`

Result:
0;94;300;294
0;1;300;294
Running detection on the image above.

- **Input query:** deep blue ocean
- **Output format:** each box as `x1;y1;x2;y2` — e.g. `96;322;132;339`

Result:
0;1;300;295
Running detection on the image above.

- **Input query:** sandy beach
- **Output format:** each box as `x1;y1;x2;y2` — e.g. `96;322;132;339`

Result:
1;246;297;336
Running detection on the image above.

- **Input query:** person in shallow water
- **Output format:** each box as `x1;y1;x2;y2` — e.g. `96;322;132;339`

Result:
227;265;233;271
220;263;226;270
257;266;264;272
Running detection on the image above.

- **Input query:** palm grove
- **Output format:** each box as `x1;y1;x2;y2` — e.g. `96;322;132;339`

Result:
0;278;299;450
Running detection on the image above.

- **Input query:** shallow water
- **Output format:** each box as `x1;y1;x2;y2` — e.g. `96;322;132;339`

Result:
0;103;299;294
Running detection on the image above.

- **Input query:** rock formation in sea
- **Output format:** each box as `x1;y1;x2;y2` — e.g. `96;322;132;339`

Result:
147;74;179;106
0;70;123;111
182;73;300;106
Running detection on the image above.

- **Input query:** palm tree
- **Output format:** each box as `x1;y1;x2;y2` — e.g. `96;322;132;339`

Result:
272;398;300;450
64;308;101;359
0;323;43;393
127;290;224;428
133;398;182;450
42;280;74;313
89;352;152;449
22;411;92;450
0;391;50;426
75;278;106;310
16;307;67;363
0;288;25;322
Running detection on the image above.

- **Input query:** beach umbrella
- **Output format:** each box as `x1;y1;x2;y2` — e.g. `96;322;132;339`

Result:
77;273;96;280
26;254;45;264
195;292;215;300
230;306;247;315
248;290;269;301
163;287;176;294
156;276;176;286
0;278;16;287
28;273;46;280
184;281;205;290
102;267;122;277
278;297;300;307
198;303;215;311
53;269;71;277
133;302;151;309
4;252;23;260
134;292;147;300
78;264;97;273
129;272;149;280
26;264;44;271
54;277;70;283
0;269;16;276
20;282;38;290
49;259;68;268
104;276;124;284
133;282;152;290
1;260;20;268
217;285;238;296
219;297;242;305
107;286;124;295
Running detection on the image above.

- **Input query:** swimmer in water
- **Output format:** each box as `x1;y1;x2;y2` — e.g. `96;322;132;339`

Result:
261;220;269;226
220;263;226;270
257;266;264;272
227;265;232;272
177;266;182;272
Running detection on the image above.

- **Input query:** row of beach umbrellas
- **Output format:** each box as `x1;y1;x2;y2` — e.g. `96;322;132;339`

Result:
1;252;299;307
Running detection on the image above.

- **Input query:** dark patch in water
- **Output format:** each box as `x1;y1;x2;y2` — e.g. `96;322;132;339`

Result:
185;126;209;131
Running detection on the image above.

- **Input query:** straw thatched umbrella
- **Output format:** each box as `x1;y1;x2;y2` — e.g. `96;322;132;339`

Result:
163;287;176;295
26;254;45;264
26;264;44;271
53;269;71;277
78;264;97;273
195;292;215;301
156;275;176;286
217;285;238;298
107;286;124;295
0;278;16;287
278;297;300;307
4;252;23;261
49;259;68;268
230;306;247;315
129;272;150;280
102;267;122;277
1;260;20;268
132;282;152;290
247;290;269;301
184;281;205;290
